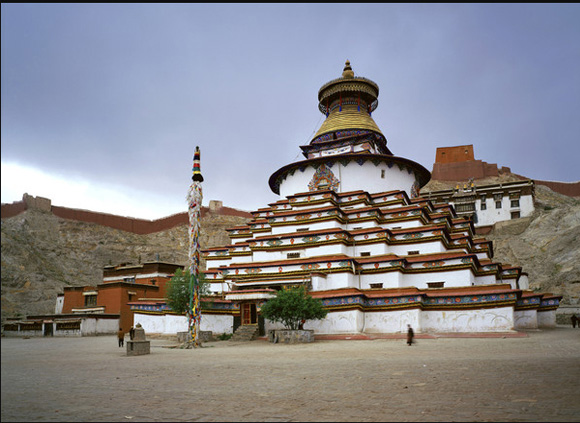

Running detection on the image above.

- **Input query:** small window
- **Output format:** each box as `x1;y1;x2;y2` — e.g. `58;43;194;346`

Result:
296;227;309;232
407;250;420;255
150;279;157;285
427;282;445;288
124;277;135;283
381;169;385;178
287;252;301;259
510;199;520;208
361;252;371;257
511;211;520;219
84;295;97;307
495;201;502;209
480;200;486;210
369;283;383;289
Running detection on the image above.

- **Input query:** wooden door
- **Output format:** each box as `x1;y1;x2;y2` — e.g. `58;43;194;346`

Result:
242;303;257;325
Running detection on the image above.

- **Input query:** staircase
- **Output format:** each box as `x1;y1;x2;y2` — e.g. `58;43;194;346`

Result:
230;324;259;342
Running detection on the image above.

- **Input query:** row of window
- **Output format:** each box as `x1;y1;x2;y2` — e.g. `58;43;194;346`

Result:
286;249;421;260
480;199;520;210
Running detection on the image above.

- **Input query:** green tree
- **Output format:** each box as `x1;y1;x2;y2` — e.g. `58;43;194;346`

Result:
165;268;210;314
259;285;327;330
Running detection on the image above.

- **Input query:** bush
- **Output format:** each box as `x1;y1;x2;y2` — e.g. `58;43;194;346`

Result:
165;268;210;314
260;285;327;330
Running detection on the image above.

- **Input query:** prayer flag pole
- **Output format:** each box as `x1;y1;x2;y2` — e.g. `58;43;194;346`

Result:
186;146;204;348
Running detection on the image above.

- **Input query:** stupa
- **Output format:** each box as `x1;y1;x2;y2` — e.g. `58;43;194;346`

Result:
201;61;561;336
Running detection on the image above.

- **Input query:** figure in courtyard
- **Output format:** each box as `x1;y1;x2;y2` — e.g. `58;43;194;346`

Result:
117;328;124;347
572;315;578;328
407;324;414;346
129;326;135;340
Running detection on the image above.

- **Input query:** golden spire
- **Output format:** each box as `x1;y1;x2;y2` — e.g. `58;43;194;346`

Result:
342;60;354;78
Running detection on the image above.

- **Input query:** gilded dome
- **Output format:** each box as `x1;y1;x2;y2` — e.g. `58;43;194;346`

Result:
313;61;384;140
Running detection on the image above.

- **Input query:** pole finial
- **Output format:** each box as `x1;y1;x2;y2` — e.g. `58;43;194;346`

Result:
192;146;204;182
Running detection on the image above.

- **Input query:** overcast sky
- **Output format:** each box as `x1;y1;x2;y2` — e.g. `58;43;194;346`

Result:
2;3;579;219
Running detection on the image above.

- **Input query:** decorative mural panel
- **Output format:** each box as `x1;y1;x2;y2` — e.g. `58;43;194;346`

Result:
410;180;420;198
426;293;517;306
423;261;445;268
295;214;312;221
300;263;321;271
308;163;340;192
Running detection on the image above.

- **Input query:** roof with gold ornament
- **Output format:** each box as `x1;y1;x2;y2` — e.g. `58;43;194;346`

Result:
313;60;385;140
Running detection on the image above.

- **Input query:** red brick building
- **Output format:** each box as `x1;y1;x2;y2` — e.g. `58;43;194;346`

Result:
61;262;184;336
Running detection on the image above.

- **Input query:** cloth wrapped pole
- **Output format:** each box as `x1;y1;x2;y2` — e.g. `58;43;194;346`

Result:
186;146;203;347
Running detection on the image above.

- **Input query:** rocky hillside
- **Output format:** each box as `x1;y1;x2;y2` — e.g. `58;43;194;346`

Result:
0;206;249;323
2;181;579;324
485;184;580;304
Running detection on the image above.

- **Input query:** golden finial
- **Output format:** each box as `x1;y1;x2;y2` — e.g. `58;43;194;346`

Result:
342;60;354;78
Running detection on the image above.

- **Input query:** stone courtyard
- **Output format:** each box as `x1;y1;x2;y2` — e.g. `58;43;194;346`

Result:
1;327;579;422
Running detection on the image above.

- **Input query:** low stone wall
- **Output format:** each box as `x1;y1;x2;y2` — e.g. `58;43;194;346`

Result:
269;329;314;344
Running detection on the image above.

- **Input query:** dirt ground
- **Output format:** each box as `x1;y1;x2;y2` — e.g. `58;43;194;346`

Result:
1;327;579;422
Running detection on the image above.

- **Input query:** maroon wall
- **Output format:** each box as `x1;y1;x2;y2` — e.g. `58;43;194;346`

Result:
2;199;252;235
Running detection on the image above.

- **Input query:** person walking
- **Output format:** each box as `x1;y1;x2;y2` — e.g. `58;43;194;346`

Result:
117;328;124;347
407;324;414;346
129;326;135;340
572;315;578;328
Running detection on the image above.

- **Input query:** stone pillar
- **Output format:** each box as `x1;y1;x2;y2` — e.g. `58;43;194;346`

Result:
126;323;150;356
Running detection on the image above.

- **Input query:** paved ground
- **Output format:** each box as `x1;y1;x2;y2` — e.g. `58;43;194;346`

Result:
1;327;579;422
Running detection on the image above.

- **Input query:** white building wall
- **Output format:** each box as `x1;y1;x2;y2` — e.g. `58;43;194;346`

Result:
364;309;421;333
134;313;234;336
475;194;534;227
270;220;343;236
473;274;499;286
402;269;474;289
80;317;119;336
537;309;557;328
318;272;356;290
514;309;538;329
277;161;418;201
422;306;514;332
55;295;64;314
517;274;530;290
383;220;423;230
305;309;365;334
359;271;402;289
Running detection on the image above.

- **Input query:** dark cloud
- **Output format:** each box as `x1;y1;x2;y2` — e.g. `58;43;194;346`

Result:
2;3;579;217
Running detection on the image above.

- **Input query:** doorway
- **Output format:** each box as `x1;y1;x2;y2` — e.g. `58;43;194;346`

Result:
241;303;257;325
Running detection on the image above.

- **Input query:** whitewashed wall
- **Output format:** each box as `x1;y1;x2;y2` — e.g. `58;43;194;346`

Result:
475;194;534;227
514;309;538;329
80;317;119;335
305;309;365;334
277;161;418;201
517;274;530;290
422;307;514;332
134;313;234;336
537;309;557;328
364;309;421;333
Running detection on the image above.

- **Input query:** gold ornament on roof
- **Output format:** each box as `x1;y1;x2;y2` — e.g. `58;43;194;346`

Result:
342;60;355;78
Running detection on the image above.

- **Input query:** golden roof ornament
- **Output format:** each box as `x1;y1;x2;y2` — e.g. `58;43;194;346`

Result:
342;60;355;78
312;60;383;140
